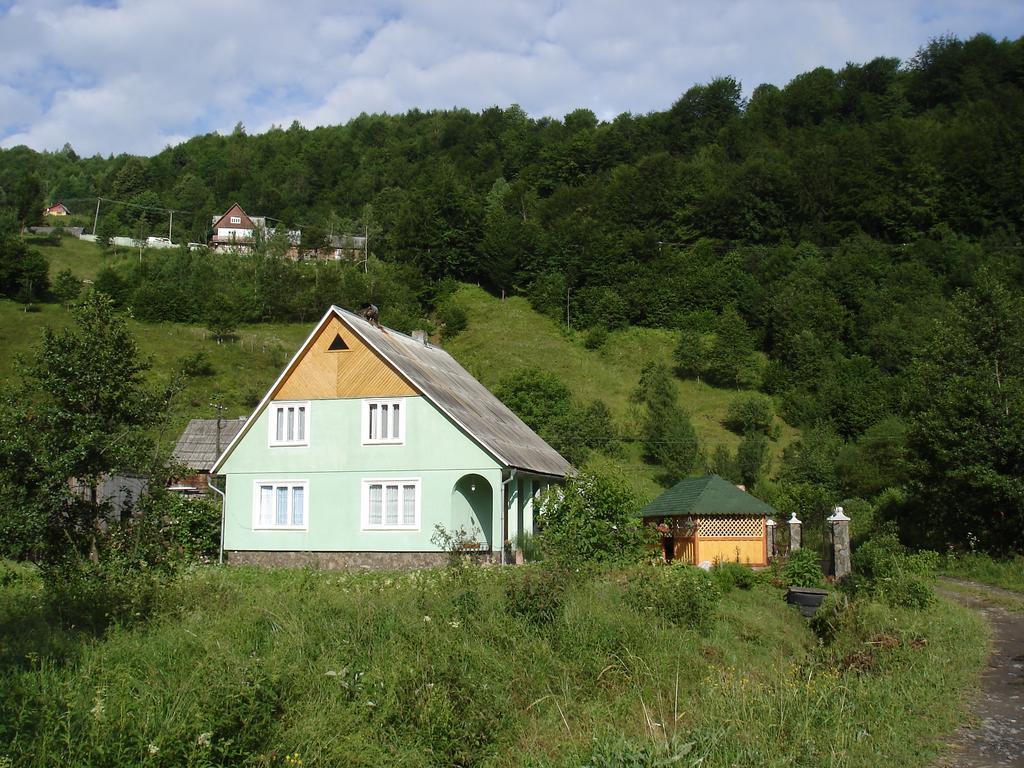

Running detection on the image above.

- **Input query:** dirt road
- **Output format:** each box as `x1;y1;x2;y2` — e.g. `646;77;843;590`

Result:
936;579;1024;768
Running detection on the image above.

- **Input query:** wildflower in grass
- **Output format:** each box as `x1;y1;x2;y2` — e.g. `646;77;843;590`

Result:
147;744;159;755
423;615;431;623
90;689;105;720
284;752;302;766
449;619;461;628
196;732;212;748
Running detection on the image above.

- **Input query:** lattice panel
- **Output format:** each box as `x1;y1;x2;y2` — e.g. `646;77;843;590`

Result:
697;516;762;538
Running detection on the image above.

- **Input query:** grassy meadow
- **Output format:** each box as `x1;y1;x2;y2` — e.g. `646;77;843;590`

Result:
2;236;799;500
445;285;800;497
0;561;987;768
939;552;1024;594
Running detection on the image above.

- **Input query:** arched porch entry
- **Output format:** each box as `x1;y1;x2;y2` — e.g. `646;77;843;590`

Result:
451;474;493;551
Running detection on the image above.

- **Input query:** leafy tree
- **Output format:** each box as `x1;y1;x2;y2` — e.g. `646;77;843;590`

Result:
706;444;740;483
535;470;648;567
0;294;161;561
902;274;1024;553
736;431;770;487
11;175;44;231
725;393;775;435
93;266;130;306
496;368;617;466
52;268;82;306
835;416;909;499
635;362;700;483
704;306;758;388
674;328;706;381
0;236;48;299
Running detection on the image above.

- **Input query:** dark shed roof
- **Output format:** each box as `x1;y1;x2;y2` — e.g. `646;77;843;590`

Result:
173;418;246;471
640;475;777;518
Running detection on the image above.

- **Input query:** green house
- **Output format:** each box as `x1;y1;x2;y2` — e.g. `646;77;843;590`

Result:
211;306;572;568
640;475;776;566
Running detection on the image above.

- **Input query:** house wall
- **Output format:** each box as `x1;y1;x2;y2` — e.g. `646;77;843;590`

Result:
220;396;503;554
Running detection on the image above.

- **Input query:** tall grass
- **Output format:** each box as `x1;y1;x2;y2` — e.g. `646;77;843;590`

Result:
940;552;1024;593
0;562;985;767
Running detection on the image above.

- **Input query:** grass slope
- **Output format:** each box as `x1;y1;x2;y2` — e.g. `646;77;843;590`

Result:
445;285;800;499
0;563;987;768
3;239;799;492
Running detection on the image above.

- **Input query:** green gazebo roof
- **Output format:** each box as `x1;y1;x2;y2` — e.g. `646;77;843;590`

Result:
639;475;778;519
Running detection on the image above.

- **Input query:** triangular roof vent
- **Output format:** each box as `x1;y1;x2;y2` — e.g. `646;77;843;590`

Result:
328;333;349;351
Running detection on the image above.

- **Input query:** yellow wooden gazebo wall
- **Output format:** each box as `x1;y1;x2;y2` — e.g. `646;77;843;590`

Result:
667;515;767;567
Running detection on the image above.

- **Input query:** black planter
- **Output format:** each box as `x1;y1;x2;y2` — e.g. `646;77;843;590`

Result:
786;586;829;618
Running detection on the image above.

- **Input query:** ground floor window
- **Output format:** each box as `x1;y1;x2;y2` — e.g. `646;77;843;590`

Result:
253;481;308;530
362;479;420;530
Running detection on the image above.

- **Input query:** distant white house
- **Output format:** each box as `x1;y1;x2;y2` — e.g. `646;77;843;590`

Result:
209;203;300;254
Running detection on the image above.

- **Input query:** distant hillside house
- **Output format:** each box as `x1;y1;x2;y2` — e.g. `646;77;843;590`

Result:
209;203;300;254
44;202;70;216
211;305;573;569
640;475;775;567
171;417;247;494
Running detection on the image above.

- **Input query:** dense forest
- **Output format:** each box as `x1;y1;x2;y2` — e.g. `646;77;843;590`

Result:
1;33;1022;553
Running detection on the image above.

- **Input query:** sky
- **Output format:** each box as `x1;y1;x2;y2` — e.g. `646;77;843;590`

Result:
1;0;1022;157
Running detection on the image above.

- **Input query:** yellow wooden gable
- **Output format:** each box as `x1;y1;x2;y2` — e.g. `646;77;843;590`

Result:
273;315;417;400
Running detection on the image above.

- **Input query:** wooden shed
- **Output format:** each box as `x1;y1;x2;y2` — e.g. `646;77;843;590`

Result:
640;475;775;567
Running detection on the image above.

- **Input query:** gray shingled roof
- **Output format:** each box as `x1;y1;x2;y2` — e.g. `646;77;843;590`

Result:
336;307;573;478
173;418;246;471
640;475;777;518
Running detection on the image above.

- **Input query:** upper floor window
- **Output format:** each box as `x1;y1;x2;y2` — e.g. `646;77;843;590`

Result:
269;401;309;446
362;399;404;444
230;216;241;224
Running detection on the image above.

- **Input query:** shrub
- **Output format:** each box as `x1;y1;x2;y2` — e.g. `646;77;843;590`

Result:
504;565;569;626
583;324;608;350
535;471;650;568
626;563;721;632
40;558;167;632
711;560;756;592
725;393;775;435
809;591;851;643
438;301;468;340
119;493;222;565
514;530;543;562
178;350;215;377
848;533;937;609
431;523;484;569
783;548;824;588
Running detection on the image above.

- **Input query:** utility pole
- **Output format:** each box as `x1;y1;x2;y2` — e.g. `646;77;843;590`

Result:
92;198;101;235
168;209;174;242
211;402;226;457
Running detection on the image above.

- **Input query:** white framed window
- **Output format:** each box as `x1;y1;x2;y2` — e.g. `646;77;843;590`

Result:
268;401;309;446
361;399;405;444
230;215;241;224
253;480;308;530
361;479;420;530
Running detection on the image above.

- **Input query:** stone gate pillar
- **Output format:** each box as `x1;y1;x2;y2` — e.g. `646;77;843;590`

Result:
765;518;776;559
788;513;802;552
828;506;851;579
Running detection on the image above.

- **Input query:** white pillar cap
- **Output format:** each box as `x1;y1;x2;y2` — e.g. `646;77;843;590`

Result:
828;506;851;522
765;518;776;527
788;512;802;525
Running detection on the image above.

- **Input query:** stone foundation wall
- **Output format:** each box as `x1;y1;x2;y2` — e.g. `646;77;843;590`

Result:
225;550;497;570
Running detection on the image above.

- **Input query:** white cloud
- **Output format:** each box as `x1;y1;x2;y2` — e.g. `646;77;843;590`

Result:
1;0;1022;155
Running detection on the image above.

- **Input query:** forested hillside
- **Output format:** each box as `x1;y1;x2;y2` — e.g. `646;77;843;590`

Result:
1;33;1022;553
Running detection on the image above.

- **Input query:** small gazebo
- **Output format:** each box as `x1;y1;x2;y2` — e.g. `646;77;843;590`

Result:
640;475;776;567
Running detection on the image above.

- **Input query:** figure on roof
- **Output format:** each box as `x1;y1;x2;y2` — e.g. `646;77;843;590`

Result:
359;302;381;328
